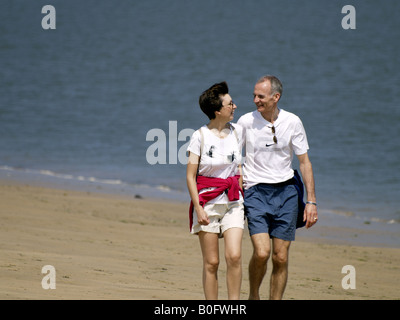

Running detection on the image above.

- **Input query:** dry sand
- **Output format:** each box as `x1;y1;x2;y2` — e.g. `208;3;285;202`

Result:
0;181;399;300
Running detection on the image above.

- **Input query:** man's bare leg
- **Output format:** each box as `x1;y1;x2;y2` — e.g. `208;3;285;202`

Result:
270;237;291;300
248;233;271;300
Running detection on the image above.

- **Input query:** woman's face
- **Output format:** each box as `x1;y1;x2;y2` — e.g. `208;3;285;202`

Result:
218;94;237;121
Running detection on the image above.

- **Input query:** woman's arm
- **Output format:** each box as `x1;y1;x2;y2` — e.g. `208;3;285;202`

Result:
238;164;243;190
186;152;209;225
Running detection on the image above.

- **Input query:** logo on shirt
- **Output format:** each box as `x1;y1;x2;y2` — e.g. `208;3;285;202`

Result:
227;151;236;162
207;146;215;158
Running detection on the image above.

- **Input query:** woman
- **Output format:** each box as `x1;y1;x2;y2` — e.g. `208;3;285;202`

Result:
186;81;244;300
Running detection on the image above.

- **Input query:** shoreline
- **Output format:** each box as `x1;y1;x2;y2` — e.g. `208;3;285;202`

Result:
0;178;399;300
1;167;399;249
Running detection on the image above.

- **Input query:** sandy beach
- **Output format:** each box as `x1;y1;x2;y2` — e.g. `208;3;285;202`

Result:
0;180;399;300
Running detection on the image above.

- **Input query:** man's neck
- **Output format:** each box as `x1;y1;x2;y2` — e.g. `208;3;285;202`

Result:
260;107;280;124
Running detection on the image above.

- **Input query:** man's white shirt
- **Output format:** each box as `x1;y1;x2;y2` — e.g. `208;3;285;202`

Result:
237;109;309;188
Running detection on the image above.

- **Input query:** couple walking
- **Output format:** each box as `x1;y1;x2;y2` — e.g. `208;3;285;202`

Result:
186;75;318;300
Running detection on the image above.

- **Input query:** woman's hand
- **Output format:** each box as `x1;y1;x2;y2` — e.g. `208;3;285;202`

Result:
196;206;210;225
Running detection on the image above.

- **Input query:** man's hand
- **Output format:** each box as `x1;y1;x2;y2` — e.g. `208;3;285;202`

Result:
304;203;318;229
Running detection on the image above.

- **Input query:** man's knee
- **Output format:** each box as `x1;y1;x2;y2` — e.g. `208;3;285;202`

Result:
253;247;270;263
251;233;271;263
271;250;288;268
271;238;291;267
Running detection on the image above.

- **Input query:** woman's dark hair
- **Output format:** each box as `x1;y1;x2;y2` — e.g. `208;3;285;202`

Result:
198;81;229;120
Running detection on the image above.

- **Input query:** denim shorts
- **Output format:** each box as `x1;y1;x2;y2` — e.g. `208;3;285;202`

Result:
244;182;298;241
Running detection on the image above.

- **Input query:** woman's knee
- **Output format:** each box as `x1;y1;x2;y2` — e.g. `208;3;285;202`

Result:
204;257;219;273
225;251;242;267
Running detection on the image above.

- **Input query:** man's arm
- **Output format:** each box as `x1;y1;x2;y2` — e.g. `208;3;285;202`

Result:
297;153;318;228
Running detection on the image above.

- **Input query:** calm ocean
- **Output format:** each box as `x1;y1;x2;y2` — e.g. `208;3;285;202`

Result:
1;1;399;232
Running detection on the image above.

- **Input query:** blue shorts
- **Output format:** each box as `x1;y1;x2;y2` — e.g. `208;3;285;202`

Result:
244;182;298;241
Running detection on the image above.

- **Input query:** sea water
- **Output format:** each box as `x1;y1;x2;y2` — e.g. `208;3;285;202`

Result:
0;1;399;233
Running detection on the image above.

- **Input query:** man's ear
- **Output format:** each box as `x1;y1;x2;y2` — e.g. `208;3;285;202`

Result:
274;93;281;102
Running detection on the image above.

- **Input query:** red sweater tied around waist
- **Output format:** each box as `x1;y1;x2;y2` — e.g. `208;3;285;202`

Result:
189;175;243;230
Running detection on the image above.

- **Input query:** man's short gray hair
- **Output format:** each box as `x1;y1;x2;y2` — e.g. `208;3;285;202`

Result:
257;75;283;98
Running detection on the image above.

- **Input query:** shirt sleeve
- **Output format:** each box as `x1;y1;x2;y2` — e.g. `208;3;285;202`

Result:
187;129;201;156
235;117;246;150
292;117;309;155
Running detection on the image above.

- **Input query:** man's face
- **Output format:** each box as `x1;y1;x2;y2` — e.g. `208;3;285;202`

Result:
253;81;279;113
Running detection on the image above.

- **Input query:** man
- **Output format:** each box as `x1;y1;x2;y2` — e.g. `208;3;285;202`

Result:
237;75;318;300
